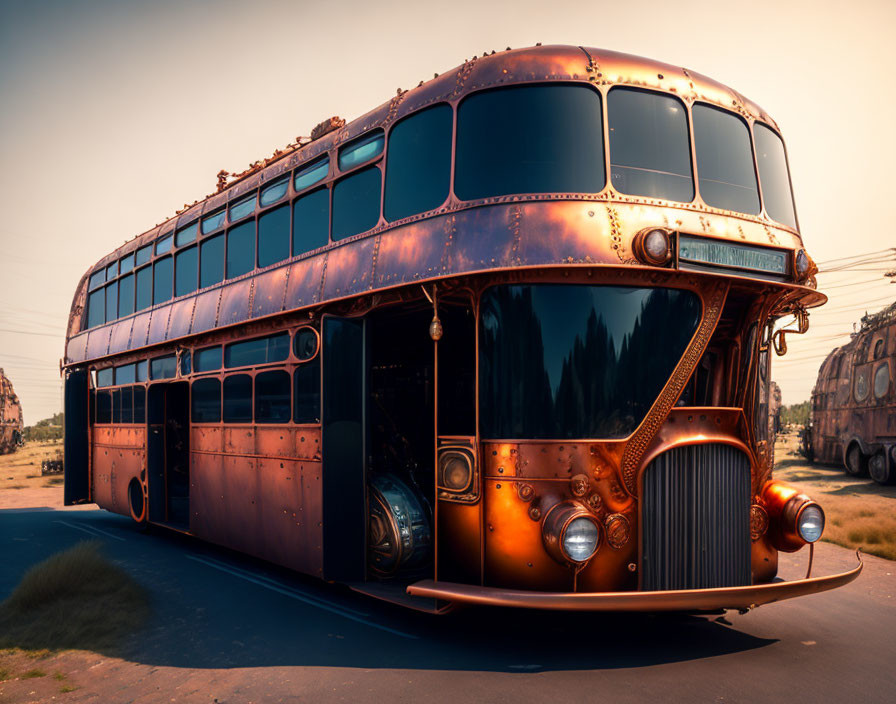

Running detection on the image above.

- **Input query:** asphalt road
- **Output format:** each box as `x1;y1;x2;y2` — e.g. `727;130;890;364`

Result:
1;506;894;703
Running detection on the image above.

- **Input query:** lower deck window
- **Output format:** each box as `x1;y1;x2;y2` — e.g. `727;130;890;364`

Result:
192;378;221;422
255;370;291;423
223;374;252;422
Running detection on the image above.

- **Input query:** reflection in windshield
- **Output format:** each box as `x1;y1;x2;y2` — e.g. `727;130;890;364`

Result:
754;123;797;228
479;285;701;439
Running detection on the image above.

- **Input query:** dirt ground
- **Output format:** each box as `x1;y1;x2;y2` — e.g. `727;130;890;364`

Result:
0;441;68;510
773;430;896;560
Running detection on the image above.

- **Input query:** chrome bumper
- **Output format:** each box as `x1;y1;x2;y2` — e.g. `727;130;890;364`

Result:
407;555;862;612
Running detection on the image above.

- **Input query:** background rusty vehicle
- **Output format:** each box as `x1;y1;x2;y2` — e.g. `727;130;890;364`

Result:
0;368;24;455
62;45;860;612
804;301;896;484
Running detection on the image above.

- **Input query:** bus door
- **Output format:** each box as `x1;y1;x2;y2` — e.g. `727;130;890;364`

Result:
63;368;90;505
147;381;190;528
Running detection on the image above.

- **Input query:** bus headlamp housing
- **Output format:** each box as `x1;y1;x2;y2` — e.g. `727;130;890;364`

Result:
542;502;601;565
794;248;815;283
633;228;673;266
437;440;479;503
762;480;825;552
797;504;825;543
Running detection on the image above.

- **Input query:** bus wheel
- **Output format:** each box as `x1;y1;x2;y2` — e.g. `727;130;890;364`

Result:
128;477;147;525
844;443;868;477
868;451;893;485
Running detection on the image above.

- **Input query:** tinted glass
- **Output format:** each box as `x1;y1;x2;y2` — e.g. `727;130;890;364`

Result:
255;370;291;423
693;104;760;214
223;374;252;422
118;274;134;317
180;351;192;375
332;166;381;240
292;187;329;255
153;256;172;304
136;360;148;382
112;389;121;424
115;363;136;385
385;104;452;221
294;359;321;423
135;244;152;266
96;391;112;423
135;266;152;311
339;131;384;170
229;194;256;222
257;204;290;268
133;386;146;423
608;88;693;202
456;84;605;199
105;281;118;323
120;386;133;424
156;234;173;255
295;157;329;191
119;253;135;274
202;209;226;234
260;177;289;207
224;332;290;368
195;346;222;372
96;367;114;387
294;327;319;361
175;245;198;297
480;285;701;438
200;233;224;288
106;262;118;280
175;222;197;247
88;270;105;290
754;123;797;228
87;289;104;328
226;221;255;278
192;378;221;422
150;355;176;379
874;363;890;399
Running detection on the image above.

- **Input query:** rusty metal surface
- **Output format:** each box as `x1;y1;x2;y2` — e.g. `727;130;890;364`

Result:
0;368;24;455
809;301;896;467
91;426;145;517
406;555;862;611
64;44;824;366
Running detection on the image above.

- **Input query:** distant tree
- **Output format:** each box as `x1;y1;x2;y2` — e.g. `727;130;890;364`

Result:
23;412;64;442
780;401;811;427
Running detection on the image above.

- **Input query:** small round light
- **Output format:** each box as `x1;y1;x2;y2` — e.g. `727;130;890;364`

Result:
797;505;824;543
643;229;671;263
439;451;472;492
795;249;810;278
562;516;600;562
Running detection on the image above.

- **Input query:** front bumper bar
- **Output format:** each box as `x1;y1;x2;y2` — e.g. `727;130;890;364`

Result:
407;555;862;611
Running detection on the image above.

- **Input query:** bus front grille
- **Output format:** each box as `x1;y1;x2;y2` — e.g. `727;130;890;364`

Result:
641;443;751;591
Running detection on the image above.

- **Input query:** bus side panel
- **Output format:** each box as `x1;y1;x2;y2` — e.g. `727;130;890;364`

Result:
92;427;144;518
92;427;116;512
63;369;90;505
321;317;366;582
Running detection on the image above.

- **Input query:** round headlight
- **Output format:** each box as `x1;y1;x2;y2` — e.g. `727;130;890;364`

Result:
636;228;672;265
797;504;824;543
438;451;472;492
562;516;600;562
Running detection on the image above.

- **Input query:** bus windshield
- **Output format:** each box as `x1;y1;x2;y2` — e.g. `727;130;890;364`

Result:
479;284;701;439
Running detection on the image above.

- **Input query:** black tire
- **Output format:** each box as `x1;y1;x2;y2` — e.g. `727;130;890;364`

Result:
868;451;894;485
844;443;868;477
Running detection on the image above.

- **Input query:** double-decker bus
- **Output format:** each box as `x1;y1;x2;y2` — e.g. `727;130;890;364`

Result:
63;45;860;612
805;301;895;484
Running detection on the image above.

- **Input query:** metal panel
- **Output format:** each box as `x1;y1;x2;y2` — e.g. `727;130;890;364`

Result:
642;443;750;590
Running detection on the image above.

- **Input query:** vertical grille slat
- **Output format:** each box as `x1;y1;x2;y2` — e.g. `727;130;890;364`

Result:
642;443;750;591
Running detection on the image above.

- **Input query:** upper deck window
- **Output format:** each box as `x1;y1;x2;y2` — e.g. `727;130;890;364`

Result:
118;273;134;318
135;244;152;266
153;256;173;305
385;104;452;222
294;157;329;192
455;84;605;200
200;233;224;289
692;104;760;214
224;332;290;368
292;187;329;255
119;253;135;274
150;355;176;380
332;166;381;241
105;281;118;323
175;245;198;297
260;177;289;207
229;193;256;223
155;234;173;255
175;222;197;247
226;221;255;279
202;209;226;235
338;131;384;171
106;262;118;280
257;204;290;269
608;88;693;202
135;266;152;312
87;289;104;328
88;269;105;291
754;123;797;228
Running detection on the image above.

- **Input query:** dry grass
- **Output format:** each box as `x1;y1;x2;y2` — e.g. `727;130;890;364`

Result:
775;433;896;561
0;541;149;654
0;440;64;492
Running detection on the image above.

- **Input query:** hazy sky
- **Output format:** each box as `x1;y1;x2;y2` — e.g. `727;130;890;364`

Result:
1;0;893;424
